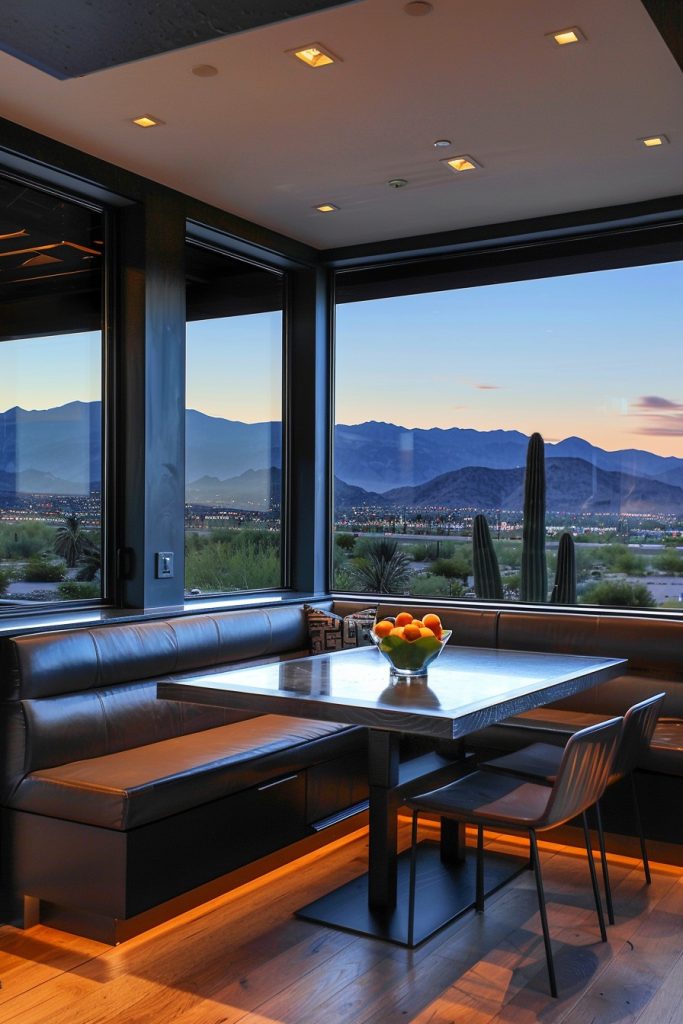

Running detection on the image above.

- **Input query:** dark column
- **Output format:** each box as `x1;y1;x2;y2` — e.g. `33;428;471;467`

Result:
287;265;331;595
118;190;187;609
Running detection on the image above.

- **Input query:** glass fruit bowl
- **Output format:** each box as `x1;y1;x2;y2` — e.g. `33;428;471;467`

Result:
371;627;451;678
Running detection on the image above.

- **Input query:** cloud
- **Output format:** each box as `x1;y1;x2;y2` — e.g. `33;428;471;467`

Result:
632;395;683;411
474;384;501;390
629;395;683;436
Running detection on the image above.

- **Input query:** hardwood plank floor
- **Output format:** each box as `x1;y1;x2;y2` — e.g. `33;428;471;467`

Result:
1;821;681;1024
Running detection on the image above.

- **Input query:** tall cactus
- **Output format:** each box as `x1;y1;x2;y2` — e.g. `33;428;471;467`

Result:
472;514;503;600
519;432;548;603
550;531;576;604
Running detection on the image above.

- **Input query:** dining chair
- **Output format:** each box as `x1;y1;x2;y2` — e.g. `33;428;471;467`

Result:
480;693;665;925
406;717;623;998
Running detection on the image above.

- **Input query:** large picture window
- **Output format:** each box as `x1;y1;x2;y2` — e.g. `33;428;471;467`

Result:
334;259;683;611
0;176;104;608
185;242;284;597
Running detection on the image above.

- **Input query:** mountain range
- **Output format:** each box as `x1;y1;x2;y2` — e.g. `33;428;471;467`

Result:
1;402;682;515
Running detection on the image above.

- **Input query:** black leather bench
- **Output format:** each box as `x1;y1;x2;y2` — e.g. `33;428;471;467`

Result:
0;602;369;941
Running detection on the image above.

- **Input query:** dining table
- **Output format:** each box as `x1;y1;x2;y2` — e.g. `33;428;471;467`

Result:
158;642;626;945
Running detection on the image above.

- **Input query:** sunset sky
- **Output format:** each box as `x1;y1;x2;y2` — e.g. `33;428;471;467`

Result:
1;260;681;459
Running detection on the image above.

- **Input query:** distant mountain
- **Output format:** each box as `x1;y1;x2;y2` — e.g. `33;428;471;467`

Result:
1;403;682;517
376;457;683;514
333;421;683;492
186;410;281;481
186;467;281;510
0;401;100;494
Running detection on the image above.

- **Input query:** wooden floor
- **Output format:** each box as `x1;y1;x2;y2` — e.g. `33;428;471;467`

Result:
1;819;682;1024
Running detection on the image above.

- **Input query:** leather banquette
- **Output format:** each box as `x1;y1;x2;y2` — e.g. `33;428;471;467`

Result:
0;602;369;940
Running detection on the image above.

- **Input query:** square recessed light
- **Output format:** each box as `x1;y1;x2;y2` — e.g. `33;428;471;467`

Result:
288;43;339;68
641;135;669;147
443;155;480;173
315;203;339;213
548;27;585;46
132;115;163;128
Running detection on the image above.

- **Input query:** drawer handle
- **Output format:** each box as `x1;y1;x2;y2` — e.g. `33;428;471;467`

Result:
257;774;299;792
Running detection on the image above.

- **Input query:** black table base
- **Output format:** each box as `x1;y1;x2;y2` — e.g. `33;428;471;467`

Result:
297;839;528;947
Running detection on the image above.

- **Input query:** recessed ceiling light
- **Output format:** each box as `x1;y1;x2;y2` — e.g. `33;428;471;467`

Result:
548;27;585;46
443;155;480;173
192;64;218;77
434;139;452;148
132;115;163;128
387;178;408;189
641;135;669;147
315;203;339;212
288;43;338;68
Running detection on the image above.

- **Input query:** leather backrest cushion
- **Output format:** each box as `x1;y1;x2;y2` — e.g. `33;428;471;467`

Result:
21;682;252;774
548;672;683;719
0;604;315;701
376;604;498;648
498;611;683;675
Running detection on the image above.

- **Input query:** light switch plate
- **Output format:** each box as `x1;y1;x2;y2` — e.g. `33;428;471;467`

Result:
156;551;174;578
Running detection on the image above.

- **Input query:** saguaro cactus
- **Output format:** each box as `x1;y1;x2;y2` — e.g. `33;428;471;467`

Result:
472;514;504;600
550;531;577;604
519;432;548;603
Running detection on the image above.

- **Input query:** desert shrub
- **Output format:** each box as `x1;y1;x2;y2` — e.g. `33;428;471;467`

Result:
57;581;100;600
21;557;66;583
580;580;656;608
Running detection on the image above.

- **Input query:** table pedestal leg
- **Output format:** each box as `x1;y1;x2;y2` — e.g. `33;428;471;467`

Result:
440;817;466;863
368;729;400;909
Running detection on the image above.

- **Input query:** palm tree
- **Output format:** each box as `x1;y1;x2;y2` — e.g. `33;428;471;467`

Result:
75;545;102;582
54;514;89;568
350;539;411;594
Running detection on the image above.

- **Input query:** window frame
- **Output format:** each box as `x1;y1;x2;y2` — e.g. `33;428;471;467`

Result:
0;168;111;616
330;218;683;618
184;234;290;599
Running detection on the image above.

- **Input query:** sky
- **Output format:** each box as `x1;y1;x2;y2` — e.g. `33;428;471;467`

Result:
1;261;681;458
336;261;683;458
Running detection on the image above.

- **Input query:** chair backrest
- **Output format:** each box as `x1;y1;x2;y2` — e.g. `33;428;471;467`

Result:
539;717;623;830
612;692;666;779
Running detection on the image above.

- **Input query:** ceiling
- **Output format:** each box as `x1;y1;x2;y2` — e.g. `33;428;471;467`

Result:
0;0;682;251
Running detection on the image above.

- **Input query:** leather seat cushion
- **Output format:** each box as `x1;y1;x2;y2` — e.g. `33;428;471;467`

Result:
640;718;683;777
11;716;360;830
466;709;609;753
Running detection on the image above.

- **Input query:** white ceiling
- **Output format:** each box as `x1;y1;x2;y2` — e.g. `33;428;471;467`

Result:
0;0;682;250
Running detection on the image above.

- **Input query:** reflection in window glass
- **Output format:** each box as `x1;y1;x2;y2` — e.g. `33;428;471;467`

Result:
0;177;103;607
185;243;283;597
334;262;683;611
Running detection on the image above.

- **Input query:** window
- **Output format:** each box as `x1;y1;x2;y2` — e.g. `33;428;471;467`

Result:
334;258;683;611
0;175;104;608
185;242;284;597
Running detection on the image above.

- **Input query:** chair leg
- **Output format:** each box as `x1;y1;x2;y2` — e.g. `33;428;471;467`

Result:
407;810;419;947
630;772;651;885
582;811;607;942
476;824;485;912
529;830;558;999
593;800;615;925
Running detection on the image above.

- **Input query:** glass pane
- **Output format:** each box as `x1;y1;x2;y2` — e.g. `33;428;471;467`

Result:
185;243;283;597
0;177;103;608
334;262;683;611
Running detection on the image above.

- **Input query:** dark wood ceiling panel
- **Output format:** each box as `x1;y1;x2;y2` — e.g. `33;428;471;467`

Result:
0;0;355;79
640;0;683;73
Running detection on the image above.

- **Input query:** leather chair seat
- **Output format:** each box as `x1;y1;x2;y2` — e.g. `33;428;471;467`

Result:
10;716;357;830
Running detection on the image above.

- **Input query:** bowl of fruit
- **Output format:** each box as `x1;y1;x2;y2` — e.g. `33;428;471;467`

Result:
371;611;451;678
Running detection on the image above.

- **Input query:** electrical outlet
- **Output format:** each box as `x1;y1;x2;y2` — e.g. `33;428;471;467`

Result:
156;551;174;578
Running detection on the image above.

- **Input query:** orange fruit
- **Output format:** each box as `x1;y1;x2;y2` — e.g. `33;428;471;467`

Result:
411;618;424;627
373;620;394;638
419;626;435;638
389;626;406;638
395;611;414;628
422;613;442;632
403;623;422;642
